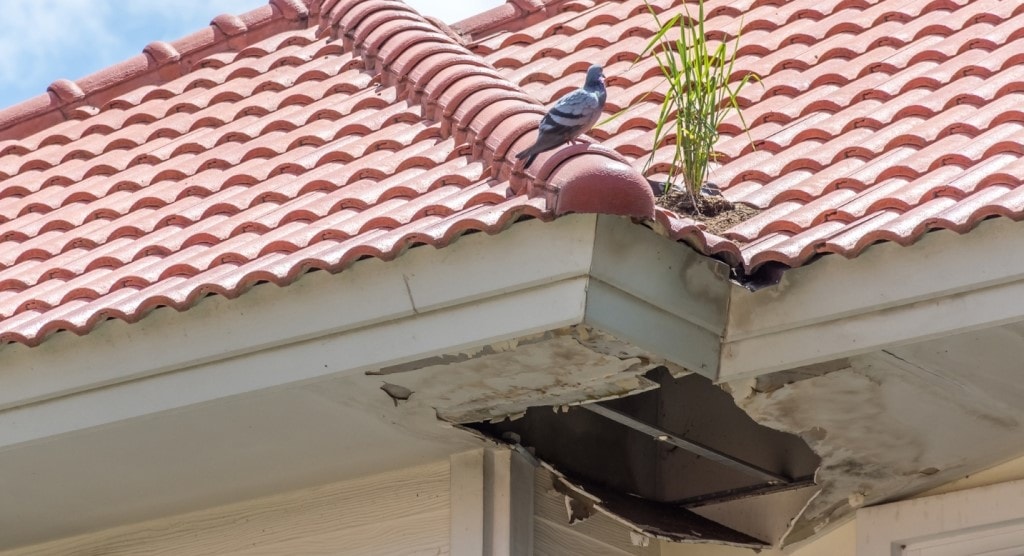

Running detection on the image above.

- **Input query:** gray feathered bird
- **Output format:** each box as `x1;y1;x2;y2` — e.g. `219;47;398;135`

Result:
516;64;606;169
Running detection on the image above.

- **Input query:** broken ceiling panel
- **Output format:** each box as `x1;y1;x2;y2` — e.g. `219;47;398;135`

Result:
368;326;680;423
469;369;820;547
474;370;818;504
729;348;1024;546
368;323;825;549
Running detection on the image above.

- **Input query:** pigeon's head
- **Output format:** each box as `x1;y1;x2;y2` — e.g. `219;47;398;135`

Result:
584;64;605;90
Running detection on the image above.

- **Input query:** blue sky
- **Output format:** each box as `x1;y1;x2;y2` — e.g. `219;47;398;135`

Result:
0;0;500;109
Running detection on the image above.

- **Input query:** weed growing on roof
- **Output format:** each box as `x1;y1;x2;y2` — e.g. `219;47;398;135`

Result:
606;1;759;214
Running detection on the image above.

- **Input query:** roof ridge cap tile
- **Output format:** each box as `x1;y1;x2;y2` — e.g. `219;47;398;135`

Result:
317;0;654;220
0;0;316;142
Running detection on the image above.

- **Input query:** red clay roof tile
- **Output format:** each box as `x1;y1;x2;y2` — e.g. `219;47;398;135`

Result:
0;0;655;346
463;0;1024;272
3;0;1024;345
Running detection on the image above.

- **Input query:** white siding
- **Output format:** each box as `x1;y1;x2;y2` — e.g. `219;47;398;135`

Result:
1;460;451;556
533;469;659;556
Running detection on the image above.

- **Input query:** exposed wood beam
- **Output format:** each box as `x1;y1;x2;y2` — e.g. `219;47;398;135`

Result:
582;403;789;484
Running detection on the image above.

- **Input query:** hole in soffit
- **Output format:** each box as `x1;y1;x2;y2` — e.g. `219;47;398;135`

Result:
466;368;821;546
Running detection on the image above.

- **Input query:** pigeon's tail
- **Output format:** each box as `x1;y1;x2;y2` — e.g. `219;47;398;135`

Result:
515;147;540;169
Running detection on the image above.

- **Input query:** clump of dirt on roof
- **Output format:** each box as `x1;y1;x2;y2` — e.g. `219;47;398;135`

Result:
658;189;760;236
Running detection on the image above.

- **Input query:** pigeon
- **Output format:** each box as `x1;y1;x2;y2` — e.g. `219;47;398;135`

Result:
516;64;606;169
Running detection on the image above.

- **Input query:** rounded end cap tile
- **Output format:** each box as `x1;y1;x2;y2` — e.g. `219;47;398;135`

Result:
551;152;655;220
143;41;181;66
47;79;85;104
270;0;310;20
211;13;248;36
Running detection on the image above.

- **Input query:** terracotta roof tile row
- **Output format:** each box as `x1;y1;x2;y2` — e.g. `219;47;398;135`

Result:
0;0;660;346
466;0;1024;270
4;0;1024;346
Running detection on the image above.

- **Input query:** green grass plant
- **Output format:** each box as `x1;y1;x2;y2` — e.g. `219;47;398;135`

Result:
606;1;759;208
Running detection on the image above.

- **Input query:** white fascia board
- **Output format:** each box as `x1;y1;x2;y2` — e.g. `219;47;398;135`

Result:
590;216;731;333
0;215;599;415
721;217;1024;381
585;215;732;379
585;280;722;377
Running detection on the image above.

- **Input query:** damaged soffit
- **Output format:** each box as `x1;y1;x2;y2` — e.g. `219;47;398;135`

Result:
728;333;1024;546
371;324;822;548
371;325;685;423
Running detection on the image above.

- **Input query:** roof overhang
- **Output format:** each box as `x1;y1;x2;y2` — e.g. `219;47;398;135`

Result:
0;213;731;548
1;213;733;433
6;212;1024;549
10;211;1022;418
720;215;1024;544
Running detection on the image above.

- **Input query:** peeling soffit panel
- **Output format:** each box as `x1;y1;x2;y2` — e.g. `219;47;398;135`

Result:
728;352;1024;546
369;325;685;423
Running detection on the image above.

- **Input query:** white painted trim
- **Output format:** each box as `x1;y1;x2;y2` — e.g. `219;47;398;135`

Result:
450;448;536;556
856;477;1024;556
586;279;721;378
485;448;535;556
590;216;730;335
721;217;1024;381
903;521;1024;556
588;215;730;379
451;450;486;556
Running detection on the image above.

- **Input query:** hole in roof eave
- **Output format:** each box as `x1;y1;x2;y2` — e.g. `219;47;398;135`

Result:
464;367;821;547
